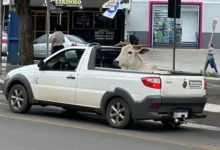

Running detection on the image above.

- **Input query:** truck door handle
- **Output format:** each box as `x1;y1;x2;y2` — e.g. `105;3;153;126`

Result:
67;75;75;79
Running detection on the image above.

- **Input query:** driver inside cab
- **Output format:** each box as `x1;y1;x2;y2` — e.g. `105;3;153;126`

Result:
52;56;66;70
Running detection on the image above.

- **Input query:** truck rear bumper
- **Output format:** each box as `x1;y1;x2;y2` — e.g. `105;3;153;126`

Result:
131;95;207;120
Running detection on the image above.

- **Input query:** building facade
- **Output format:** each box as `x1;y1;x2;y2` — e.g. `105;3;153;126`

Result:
4;0;132;46
127;0;220;49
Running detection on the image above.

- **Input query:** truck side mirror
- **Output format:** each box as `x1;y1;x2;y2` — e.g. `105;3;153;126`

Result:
38;60;45;70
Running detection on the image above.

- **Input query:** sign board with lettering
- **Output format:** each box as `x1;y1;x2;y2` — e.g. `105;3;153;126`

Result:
43;0;82;7
94;30;115;40
3;0;14;5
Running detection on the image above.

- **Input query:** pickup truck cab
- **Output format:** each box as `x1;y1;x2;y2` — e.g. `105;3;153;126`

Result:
3;43;207;129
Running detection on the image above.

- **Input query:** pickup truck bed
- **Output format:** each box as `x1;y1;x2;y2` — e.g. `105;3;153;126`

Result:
3;44;207;129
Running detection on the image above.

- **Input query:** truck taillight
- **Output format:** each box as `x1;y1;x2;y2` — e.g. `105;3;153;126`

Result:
141;77;161;89
204;79;207;89
150;103;160;109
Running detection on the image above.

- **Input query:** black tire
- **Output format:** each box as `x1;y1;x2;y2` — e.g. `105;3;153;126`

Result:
161;120;182;128
8;84;31;113
106;97;132;129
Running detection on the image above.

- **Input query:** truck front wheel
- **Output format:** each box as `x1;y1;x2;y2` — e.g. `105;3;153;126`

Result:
8;84;31;114
106;98;132;129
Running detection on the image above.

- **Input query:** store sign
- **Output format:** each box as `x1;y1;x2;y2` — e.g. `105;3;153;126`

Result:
43;0;82;7
212;18;218;29
102;0;131;10
94;30;115;40
3;0;14;5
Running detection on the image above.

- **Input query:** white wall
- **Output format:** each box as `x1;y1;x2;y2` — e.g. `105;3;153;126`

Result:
202;3;220;33
182;11;198;42
127;1;149;31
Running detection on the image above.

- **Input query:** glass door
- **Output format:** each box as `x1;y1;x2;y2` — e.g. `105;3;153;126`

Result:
32;10;46;40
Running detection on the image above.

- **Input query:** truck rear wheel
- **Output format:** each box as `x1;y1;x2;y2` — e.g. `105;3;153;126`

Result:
8;84;31;114
106;98;132;129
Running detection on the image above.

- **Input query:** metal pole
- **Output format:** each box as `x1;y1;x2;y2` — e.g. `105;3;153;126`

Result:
9;0;12;11
59;13;62;24
3;6;5;31
0;0;3;73
46;0;50;57
172;0;177;70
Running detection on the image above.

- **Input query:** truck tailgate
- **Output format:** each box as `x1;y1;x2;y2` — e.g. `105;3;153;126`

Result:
160;75;205;97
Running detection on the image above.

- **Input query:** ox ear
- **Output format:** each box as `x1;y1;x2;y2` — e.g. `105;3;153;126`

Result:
136;47;150;54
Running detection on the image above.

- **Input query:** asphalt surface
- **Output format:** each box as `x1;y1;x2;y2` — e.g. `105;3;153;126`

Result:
0;93;220;150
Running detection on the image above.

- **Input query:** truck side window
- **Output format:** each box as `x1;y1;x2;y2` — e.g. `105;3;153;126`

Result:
44;49;85;71
95;49;120;69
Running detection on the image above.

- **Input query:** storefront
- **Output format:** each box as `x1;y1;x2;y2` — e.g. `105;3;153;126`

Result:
29;0;128;45
149;1;203;48
3;0;131;46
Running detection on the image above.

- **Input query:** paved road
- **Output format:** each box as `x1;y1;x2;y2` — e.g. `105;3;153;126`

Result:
0;99;220;150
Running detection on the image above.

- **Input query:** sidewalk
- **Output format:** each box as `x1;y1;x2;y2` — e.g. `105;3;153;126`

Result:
142;48;220;73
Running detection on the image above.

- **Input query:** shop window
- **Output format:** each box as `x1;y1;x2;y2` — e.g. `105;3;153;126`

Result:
36;16;46;31
61;17;68;32
72;11;115;29
94;12;116;29
50;15;58;31
73;12;94;29
84;12;93;29
153;9;182;44
73;12;84;28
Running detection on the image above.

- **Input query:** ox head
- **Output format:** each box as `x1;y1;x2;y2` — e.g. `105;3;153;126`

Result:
113;44;150;69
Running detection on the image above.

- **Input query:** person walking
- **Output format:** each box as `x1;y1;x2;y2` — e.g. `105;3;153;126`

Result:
204;43;218;73
51;24;65;54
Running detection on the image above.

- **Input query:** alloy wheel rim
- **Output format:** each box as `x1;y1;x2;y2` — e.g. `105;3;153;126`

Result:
110;102;126;124
11;89;24;110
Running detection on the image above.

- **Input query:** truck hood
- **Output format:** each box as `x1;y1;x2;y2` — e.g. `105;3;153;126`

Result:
7;64;38;78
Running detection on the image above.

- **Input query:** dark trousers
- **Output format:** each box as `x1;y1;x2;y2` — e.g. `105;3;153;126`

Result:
204;59;218;73
52;45;64;54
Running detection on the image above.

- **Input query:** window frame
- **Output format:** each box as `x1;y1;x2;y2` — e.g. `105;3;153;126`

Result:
41;48;85;72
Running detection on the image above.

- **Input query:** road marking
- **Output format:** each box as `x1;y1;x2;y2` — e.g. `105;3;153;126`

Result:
0;114;219;150
204;103;220;113
182;122;220;131
146;120;220;132
207;83;220;88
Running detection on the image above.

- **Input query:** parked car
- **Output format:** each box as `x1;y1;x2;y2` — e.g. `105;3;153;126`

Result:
34;34;87;59
2;32;7;55
3;43;207;129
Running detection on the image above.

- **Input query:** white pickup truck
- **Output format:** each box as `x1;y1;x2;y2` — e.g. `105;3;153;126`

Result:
3;43;207;129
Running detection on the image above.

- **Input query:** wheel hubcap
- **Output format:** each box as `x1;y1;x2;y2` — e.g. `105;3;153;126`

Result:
11;89;24;109
110;102;125;124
